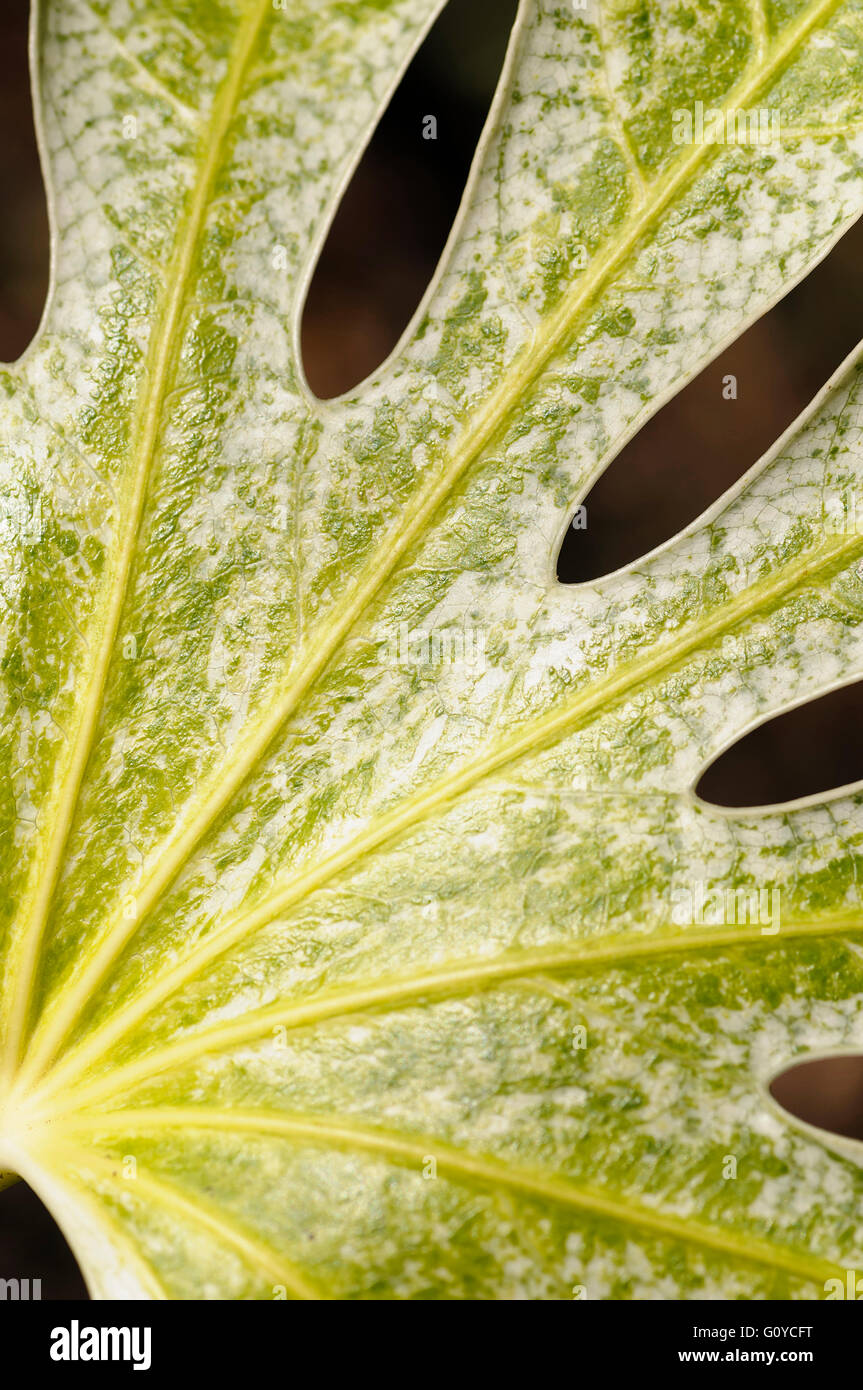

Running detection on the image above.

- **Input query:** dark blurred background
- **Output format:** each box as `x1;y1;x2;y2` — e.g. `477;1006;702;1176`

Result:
2;0;863;1296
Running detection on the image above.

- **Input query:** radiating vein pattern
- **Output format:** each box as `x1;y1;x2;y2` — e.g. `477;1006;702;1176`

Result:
2;0;863;1300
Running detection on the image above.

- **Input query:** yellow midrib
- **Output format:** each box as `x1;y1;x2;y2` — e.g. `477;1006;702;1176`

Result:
34;910;863;1116
0;0;273;1084
41;1139;319;1299
53;1107;850;1288
8;1141;171;1299
28;522;863;1104
15;0;846;1084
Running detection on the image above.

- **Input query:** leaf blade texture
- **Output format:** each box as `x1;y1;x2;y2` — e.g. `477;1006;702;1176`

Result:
1;0;863;1299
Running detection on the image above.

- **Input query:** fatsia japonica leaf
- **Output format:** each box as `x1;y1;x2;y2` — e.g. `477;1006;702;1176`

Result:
1;0;863;1301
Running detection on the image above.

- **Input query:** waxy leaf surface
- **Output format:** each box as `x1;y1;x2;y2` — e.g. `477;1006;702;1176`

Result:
2;0;863;1299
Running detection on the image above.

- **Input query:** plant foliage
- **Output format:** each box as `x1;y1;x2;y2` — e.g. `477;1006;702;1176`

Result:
1;0;863;1299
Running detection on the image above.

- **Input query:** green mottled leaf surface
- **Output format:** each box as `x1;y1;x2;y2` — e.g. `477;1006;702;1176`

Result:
1;0;863;1299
